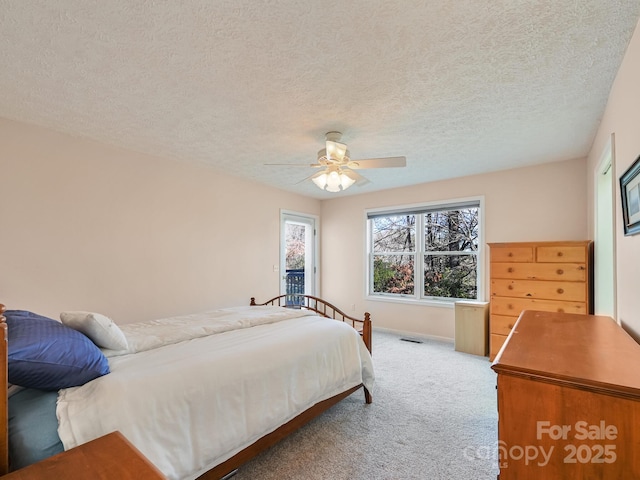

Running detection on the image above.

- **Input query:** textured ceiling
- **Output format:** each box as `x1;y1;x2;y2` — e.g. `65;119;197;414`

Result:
1;1;639;199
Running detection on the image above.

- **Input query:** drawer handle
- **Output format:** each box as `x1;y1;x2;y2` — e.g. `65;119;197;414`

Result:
508;324;513;329
556;269;564;275
557;252;563;257
557;288;564;294
508;252;513;257
558;308;565;313
507;304;513;310
508;285;514;290
508;267;514;273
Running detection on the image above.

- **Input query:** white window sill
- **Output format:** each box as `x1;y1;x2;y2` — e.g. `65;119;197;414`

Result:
366;295;457;308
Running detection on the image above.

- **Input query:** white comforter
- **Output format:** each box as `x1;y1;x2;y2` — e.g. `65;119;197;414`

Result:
56;306;374;480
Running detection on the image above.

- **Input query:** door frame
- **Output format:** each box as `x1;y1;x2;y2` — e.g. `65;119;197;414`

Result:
280;210;319;297
593;133;617;321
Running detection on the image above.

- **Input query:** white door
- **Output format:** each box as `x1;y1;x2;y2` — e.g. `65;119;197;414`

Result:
280;211;318;299
594;134;617;319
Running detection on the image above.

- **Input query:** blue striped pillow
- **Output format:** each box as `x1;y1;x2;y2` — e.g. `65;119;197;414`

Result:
6;310;110;390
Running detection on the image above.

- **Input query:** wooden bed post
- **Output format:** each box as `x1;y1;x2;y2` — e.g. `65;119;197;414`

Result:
0;304;8;475
362;312;373;404
363;312;372;355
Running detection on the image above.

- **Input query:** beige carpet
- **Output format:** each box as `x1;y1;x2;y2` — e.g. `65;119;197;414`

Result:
233;330;499;479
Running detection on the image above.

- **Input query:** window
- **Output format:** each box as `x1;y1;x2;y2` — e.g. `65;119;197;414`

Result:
367;199;481;302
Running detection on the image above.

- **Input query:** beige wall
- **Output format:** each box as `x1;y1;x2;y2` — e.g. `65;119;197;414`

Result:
320;158;588;340
587;18;640;340
0;118;321;323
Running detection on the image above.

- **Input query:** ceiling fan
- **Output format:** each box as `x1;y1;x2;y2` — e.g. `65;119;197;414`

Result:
268;131;406;192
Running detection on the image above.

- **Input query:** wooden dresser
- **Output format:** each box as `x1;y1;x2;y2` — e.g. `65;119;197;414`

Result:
491;310;640;479
488;241;593;360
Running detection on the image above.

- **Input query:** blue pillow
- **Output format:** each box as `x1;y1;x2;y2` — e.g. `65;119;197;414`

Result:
6;310;110;390
8;387;64;470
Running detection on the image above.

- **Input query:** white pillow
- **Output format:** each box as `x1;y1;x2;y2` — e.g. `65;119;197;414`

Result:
60;311;128;350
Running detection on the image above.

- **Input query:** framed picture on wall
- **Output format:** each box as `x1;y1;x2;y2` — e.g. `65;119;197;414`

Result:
620;154;640;236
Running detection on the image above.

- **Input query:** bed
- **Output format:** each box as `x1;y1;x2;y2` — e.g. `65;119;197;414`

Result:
0;295;374;480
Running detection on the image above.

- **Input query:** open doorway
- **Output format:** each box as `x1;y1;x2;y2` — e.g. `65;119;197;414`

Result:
280;211;318;301
594;133;617;320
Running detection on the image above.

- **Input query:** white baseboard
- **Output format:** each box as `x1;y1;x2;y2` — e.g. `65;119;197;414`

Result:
373;326;454;344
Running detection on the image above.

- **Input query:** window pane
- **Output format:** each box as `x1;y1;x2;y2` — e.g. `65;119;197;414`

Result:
373;254;414;295
424;208;478;252
424;254;477;299
372;215;416;253
285;223;305;270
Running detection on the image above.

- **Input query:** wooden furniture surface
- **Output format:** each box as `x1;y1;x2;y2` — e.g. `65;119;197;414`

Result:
2;431;166;479
488;240;593;360
491;310;640;479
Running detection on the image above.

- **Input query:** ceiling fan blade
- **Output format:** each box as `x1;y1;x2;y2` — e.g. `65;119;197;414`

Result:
265;163;323;167
342;169;371;186
347;156;406;169
326;140;348;162
295;171;325;184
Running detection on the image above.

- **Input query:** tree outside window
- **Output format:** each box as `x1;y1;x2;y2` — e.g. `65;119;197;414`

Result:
372;215;415;295
286;223;305;270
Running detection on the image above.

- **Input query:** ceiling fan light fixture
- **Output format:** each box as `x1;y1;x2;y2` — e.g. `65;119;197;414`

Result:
340;170;356;189
325;170;342;192
311;171;328;189
310;168;355;192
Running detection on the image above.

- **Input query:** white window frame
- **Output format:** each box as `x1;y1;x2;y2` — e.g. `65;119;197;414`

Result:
365;196;484;307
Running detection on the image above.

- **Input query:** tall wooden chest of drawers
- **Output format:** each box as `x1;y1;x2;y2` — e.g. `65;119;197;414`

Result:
488;241;593;360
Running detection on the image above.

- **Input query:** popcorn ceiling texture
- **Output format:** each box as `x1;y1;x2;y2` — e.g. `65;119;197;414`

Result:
1;1;639;198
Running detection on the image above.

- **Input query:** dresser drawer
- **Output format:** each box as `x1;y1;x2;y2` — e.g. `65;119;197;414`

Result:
536;245;587;263
490;246;533;263
491;278;587;302
490;314;519;336
490;296;587;316
490;262;587;282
